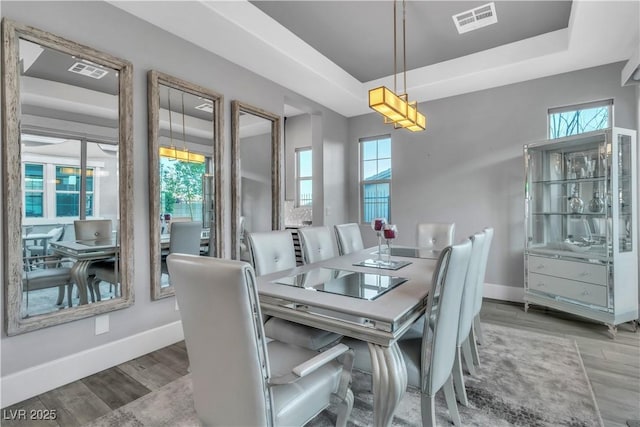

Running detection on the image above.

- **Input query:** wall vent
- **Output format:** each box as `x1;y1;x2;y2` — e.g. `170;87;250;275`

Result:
195;103;214;113
68;62;108;79
453;2;497;34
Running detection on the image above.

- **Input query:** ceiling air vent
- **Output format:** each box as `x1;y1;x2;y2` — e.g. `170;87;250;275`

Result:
195;103;214;113
68;61;108;79
453;2;497;34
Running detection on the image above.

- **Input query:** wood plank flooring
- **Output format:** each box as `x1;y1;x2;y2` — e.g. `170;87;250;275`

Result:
2;300;638;427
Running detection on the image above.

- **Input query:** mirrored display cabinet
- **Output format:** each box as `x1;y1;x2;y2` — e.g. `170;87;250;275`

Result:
524;128;638;336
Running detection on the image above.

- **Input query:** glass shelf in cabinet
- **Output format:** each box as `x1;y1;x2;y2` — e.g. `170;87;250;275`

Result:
530;176;607;185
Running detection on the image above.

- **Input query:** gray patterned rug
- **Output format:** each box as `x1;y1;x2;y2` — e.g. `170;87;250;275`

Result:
85;323;603;427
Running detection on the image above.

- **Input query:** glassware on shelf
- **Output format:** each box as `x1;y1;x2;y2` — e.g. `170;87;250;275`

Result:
383;224;397;265
371;218;387;264
588;191;604;213
568;185;584;213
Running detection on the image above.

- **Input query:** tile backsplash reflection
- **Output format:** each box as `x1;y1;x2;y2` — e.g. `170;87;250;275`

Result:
284;200;312;227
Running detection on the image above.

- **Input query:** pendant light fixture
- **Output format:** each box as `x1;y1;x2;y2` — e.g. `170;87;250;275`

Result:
159;87;205;163
369;0;426;132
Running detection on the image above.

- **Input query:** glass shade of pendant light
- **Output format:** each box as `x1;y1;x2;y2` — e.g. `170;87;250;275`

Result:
159;87;205;163
368;0;426;132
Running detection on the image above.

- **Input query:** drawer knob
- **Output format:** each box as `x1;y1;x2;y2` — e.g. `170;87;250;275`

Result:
536;264;545;270
536;282;545;287
579;272;590;277
581;290;590;296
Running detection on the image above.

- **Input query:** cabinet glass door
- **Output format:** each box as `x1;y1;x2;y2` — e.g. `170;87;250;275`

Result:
617;134;633;252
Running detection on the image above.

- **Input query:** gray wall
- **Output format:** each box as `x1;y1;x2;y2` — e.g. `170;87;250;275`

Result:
348;62;638;289
0;1;349;376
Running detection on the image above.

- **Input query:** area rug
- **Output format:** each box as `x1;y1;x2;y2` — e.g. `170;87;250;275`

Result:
85;323;603;427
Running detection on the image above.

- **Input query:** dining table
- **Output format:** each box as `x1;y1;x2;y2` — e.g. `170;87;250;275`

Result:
256;246;440;427
49;239;119;305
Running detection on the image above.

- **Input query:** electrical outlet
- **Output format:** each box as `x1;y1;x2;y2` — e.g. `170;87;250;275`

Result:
95;314;109;335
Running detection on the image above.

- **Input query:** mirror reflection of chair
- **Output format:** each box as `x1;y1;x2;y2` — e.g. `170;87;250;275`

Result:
161;221;203;283
74;219;112;241
167;254;355;427
26;225;65;258
247;230;343;351
298;226;339;264
22;255;73;313
416;222;455;250
334;223;364;256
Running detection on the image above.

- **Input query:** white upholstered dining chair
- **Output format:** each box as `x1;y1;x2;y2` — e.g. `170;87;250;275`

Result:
400;239;472;426
298;226;339;264
167;254;355;427
451;231;485;407
334;223;364;255
471;227;494;351
416;222;455;250
247;230;342;351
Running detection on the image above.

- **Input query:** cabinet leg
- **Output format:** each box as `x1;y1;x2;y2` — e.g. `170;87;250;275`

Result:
606;324;617;338
524;302;529;313
630;320;638;333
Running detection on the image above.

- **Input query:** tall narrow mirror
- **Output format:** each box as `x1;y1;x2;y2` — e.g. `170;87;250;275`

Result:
148;71;223;299
2;19;133;335
231;101;282;260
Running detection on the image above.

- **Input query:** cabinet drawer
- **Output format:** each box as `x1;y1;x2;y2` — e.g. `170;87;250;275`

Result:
528;273;607;306
528;255;606;285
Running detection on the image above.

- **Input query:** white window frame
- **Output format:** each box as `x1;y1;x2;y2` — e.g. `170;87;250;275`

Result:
295;147;313;207
359;135;392;224
548;99;613;139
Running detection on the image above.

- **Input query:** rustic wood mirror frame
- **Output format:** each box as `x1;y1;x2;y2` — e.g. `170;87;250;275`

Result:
1;19;134;335
230;101;282;260
148;70;224;299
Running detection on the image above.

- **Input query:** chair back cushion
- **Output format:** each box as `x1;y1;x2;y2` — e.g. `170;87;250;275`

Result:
334;223;364;255
74;219;112;241
247;231;296;276
457;232;485;345
474;227;494;316
169;221;202;255
167;254;272;426
298;226;338;264
423;239;471;395
416;223;455;250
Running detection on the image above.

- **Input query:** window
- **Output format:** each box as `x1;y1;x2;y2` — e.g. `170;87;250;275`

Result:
24;163;44;218
360;135;391;223
55;166;94;217
548;99;612;139
296;147;312;207
160;155;207;220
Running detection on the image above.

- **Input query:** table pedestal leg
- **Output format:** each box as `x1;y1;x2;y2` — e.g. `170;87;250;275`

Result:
70;260;90;305
368;342;407;427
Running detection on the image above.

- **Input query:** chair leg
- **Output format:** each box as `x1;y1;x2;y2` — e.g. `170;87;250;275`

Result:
452;347;469;407
335;388;354;427
443;374;462;426
474;315;485;345
67;283;73;308
421;393;436;427
462;337;477;376
92;278;102;302
56;285;65;305
469;326;481;368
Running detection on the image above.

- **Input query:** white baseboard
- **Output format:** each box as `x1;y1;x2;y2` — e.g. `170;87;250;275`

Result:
483;282;524;303
0;321;184;408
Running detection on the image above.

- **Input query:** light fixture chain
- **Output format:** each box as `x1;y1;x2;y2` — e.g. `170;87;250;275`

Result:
393;0;397;93
403;0;407;95
181;92;187;152
167;87;174;148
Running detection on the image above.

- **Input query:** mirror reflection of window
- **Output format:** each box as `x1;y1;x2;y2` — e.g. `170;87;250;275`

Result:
295;147;312;207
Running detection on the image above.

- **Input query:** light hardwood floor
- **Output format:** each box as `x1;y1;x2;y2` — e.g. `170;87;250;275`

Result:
2;300;639;427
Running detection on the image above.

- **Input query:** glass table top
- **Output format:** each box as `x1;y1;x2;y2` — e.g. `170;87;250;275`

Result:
272;267;408;300
375;247;441;259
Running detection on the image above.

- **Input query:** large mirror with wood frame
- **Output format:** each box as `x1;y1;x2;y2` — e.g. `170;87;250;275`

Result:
147;71;223;299
1;19;133;335
231;101;282;260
